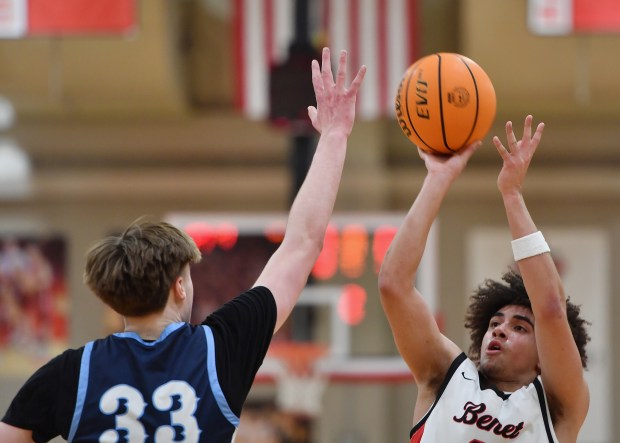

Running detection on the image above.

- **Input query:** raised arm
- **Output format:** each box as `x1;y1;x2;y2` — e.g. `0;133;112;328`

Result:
378;143;480;393
493;115;589;433
254;48;366;332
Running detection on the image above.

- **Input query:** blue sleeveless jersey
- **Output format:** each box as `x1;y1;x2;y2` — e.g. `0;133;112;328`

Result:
68;322;239;443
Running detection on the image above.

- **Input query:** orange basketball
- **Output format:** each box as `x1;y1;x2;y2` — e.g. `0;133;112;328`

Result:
395;53;496;154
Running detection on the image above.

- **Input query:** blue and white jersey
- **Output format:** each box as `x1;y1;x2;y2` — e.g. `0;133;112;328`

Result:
410;353;559;443
68;322;238;443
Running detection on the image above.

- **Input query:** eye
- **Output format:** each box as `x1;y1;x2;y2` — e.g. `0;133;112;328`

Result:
489;320;499;328
514;325;527;332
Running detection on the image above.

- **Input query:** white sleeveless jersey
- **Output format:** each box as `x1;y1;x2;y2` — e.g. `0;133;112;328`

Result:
410;353;559;443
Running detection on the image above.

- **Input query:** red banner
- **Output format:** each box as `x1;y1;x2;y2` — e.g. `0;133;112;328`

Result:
233;0;418;120
529;0;620;35
0;0;135;38
574;0;620;32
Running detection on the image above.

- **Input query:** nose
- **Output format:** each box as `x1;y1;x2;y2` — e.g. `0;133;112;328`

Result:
492;324;507;338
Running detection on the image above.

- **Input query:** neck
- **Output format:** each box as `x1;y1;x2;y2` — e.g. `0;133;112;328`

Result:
480;370;536;393
490;379;529;394
123;306;184;340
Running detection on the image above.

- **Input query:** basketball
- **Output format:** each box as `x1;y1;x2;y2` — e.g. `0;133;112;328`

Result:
395;53;496;155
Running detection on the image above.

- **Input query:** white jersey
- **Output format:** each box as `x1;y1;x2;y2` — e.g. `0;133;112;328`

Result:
410;353;559;443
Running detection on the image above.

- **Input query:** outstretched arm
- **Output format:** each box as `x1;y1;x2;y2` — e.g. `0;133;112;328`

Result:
378;143;480;394
493;115;589;432
255;48;366;332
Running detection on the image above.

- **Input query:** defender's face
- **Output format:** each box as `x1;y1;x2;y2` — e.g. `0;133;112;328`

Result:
479;305;539;385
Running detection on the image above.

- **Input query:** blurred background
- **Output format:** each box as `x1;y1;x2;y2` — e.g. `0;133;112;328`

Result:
0;0;618;442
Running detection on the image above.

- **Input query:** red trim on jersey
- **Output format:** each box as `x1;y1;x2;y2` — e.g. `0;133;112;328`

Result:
410;423;424;443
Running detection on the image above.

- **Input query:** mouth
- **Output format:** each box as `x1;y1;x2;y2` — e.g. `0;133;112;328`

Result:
486;340;502;355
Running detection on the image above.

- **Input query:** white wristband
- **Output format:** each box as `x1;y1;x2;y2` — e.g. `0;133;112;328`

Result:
511;231;550;261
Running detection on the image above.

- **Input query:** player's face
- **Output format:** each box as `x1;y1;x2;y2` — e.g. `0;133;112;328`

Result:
479;305;539;387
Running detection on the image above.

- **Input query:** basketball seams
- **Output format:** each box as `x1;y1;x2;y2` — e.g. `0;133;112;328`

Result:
437;53;456;154
456;55;480;149
403;64;442;155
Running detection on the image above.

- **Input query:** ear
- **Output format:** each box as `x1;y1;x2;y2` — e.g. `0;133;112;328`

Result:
173;275;187;301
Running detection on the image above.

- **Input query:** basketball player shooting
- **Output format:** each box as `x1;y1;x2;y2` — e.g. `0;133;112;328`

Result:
378;115;590;442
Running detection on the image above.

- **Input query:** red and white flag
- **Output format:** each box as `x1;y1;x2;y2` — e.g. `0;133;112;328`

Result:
233;0;418;120
0;0;136;38
528;0;620;35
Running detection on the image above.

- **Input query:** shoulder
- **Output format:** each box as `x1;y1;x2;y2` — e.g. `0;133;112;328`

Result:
30;347;84;381
236;286;276;307
418;352;474;404
415;354;470;410
204;286;276;323
412;353;470;429
201;286;277;346
427;352;471;392
57;346;85;364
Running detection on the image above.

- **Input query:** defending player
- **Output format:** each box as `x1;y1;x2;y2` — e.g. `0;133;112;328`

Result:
0;48;366;443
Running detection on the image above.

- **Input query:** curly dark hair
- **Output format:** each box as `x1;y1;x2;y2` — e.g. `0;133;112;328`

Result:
464;269;590;369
